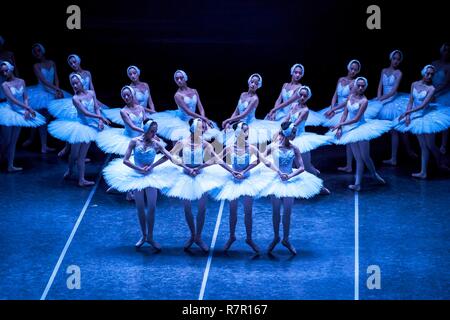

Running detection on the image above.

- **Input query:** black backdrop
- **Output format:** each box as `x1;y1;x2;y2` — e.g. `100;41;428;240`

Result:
1;0;448;122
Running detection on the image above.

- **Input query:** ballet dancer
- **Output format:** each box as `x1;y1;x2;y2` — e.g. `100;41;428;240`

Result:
0;35;19;102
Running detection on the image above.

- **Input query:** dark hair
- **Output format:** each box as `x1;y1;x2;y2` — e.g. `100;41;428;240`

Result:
232;121;248;130
280;121;292;130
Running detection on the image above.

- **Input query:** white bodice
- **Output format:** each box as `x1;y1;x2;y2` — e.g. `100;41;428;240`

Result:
177;94;197;121
273;147;295;174
7;85;25;112
382;73;397;95
237;99;255;123
134;87;149;108
337;82;351;104
124;111;144;137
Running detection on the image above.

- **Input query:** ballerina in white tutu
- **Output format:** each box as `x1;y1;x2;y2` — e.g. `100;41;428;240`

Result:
394;65;450;179
221;73;281;146
329;77;390;191
368;50;418;166
259;121;323;255
0;61;45;172
209;122;272;254
320;59;361;173
432;43;450;154
102;65;157;126
150;70;218;141
48;74;111;186
163;118;234;252
103;120;184;249
24;43;69;153
0;35;19;103
279;86;332;194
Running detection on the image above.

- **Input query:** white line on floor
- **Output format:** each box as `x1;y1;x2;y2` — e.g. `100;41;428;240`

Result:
198;199;225;300
40;156;110;300
354;191;360;301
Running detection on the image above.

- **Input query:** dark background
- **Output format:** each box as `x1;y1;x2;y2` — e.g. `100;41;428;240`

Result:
1;0;449;122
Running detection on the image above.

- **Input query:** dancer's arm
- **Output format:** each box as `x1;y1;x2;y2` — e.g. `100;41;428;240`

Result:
123;139;147;173
223;96;258;126
120;110;145;134
2;81;35;114
174;92;209;123
33;62;60;93
380;71;402;101
288;145;305;180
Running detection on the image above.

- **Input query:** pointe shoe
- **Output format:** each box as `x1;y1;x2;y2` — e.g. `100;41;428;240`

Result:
223;236;236;251
41;146;56;154
267;236;280;253
135;237;146;248
57;148;68;157
382;159;397;166
195;238;209;253
412;172;427;179
63;170;73;180
408;151;419;159
245;238;261;254
348;184;361;191
337;166;352;173
126;191;135;201
281;239;297;255
184;237;195;251
78;180;95;187
147;238;162;251
320;187;331;195
374;173;386;184
7;166;23;173
22;140;33;148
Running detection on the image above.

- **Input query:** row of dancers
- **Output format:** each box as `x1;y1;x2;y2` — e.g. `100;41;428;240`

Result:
1;40;450;254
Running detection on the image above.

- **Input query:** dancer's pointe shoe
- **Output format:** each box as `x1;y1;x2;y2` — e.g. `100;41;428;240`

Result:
313;167;321;175
407;151;419;159
58;147;68;157
85;158;91;163
245;238;260;254
78;179;95;187
22;139;33;148
195;238;209;253
63;170;73;180
440;146;446;155
382;159;397;166
135;237;146;248
320;187;331;195
184;237;195;251
374;173;386;184
223;236;236;251
412;172;427;179
41;146;56;154
267;236;280;253
126;191;135;201
348;184;361;191
439;163;450;172
147;238;162;251
337;166;352;173
7;166;23;173
281;239;297;255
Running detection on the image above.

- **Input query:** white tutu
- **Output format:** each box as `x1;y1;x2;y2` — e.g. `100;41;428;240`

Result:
210;163;272;201
48;119;104;144
101;108;124;126
393;104;450;134
374;93;410;121
291;132;333;153
102;155;176;192
27;85;71;110
305;110;325;126
259;169;323;199
365;100;383;119
244;119;281;145
0;102;46;127
326;119;392;144
161;165;229;200
47;98;78;120
319;107;345;128
96;128;138;155
435;89;450;106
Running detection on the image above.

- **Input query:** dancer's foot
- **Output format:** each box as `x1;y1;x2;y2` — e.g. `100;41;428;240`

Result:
135;236;146;248
412;172;427;179
63;170;73;180
439;163;450;172
184;236;195;251
223;235;236;251
320;187;331;195
22;139;33;148
312;167;321;175
41;146;56;154
7;166;23;173
440;145;446;155
374;173;386;184
58;147;68;157
337;166;352;173
407;151;419;159
382;158;397;166
348;184;361;191
245;238;260;254
195;237;209;253
267;236;280;253
85;158;91;163
78;179;95;187
126;191;135;201
146;238;162;251
281;239;297;255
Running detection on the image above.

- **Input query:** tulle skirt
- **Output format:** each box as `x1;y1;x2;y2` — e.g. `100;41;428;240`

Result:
393;104;450;134
27;85;71;110
48;98;115;121
305;110;325;127
326;119;392;144
48;119;104;144
291;132;333;153
96;128;139;155
0;102;46;127
102;155;177;192
374;93;410;121
319;107;345;127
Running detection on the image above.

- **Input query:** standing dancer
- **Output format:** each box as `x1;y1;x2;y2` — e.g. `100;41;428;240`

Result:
0;35;19;102
259;121;323;255
329;77;391;191
48;74;110;186
0;61;45;171
395;65;450;179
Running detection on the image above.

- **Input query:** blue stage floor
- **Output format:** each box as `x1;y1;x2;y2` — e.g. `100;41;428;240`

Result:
0;145;449;300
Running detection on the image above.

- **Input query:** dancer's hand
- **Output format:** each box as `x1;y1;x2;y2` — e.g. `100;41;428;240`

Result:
144;165;153;173
336;127;342;139
279;172;289;181
331;124;340;132
325;109;335;118
101;117;111;126
405;115;411;126
222;120;229;129
266;111;275;121
233;171;244;180
55;89;64;99
98;121;104;130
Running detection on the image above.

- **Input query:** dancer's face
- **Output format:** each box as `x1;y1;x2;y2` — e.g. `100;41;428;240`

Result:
174;72;187;87
348;63;360;78
298;89;309;104
145;123;158;139
70;77;82;92
355;80;367;94
128;68;139;82
287;127;297;140
32;46;44;59
391;53;402;68
121;88;134;104
291;67;303;82
0;64;11;78
248;76;260;92
68;57;80;71
423;67;435;83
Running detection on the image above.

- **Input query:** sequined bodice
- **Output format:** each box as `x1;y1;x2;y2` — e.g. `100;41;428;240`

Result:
237;99;255;123
382;73;397;95
134;143;156;167
135;87;149;108
177;94;197;121
337;82;351;104
7;85;24;112
124;111;144;137
273;147;295;174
